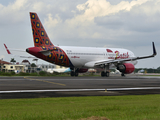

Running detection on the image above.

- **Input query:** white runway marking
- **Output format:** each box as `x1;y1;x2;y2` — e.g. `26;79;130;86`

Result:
0;87;160;93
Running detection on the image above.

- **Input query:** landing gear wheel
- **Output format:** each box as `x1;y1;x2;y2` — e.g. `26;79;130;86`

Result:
70;70;79;77
106;72;109;77
75;72;78;77
121;73;125;77
71;71;75;76
101;71;105;77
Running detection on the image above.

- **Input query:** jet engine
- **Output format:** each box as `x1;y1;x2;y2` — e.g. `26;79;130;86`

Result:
117;63;135;74
78;68;88;73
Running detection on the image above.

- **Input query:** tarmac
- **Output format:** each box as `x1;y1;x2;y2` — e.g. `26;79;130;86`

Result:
0;75;160;99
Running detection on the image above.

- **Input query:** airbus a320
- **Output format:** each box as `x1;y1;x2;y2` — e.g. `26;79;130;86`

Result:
13;12;159;77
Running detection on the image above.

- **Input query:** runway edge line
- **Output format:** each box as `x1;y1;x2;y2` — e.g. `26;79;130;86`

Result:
1;87;160;93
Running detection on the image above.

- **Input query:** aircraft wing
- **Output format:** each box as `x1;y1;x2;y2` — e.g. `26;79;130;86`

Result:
95;42;157;66
4;44;36;58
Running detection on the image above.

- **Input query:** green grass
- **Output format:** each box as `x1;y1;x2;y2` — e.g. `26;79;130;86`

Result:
0;95;160;120
141;75;160;76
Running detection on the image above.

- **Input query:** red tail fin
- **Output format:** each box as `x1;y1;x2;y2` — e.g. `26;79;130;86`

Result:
30;12;54;47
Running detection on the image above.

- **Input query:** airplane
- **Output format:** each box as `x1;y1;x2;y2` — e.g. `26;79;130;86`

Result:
47;68;71;73
10;12;159;77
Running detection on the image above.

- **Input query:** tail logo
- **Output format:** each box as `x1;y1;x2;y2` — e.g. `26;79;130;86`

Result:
35;38;39;43
45;40;49;45
36;22;40;28
30;12;53;47
41;46;46;50
31;14;35;19
41;31;44;36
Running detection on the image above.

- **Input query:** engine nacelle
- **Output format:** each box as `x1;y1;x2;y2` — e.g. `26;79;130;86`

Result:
78;68;88;73
117;63;135;74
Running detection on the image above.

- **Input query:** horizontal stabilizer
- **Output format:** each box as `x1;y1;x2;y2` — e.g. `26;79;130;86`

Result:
38;47;60;56
4;44;37;59
4;44;11;54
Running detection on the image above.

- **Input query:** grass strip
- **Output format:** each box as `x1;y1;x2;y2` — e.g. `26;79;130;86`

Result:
0;95;160;120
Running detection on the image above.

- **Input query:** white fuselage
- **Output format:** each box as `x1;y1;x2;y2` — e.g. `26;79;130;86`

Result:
59;46;137;68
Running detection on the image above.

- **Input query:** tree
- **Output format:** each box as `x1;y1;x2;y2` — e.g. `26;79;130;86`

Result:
31;63;36;67
10;58;16;64
157;67;160;70
39;71;47;76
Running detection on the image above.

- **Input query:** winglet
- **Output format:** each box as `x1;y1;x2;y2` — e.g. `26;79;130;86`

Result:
4;44;11;54
152;42;157;56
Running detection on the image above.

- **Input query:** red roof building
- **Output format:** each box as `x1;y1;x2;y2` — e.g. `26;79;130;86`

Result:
0;60;11;65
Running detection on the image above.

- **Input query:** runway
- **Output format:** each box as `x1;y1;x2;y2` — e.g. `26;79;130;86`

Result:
0;76;160;99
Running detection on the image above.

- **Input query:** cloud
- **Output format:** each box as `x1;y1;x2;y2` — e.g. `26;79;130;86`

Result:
93;0;160;45
11;0;28;10
44;14;62;28
75;0;149;21
44;0;159;46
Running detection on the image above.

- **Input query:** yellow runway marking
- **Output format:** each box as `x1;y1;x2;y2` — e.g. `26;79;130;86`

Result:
24;77;66;86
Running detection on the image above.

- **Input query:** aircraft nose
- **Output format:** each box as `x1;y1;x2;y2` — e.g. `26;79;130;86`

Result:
26;48;29;52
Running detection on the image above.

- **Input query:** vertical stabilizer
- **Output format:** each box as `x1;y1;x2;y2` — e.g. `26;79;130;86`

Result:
30;12;53;47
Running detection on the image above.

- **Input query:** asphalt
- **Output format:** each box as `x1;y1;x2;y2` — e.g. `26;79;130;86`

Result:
0;75;160;99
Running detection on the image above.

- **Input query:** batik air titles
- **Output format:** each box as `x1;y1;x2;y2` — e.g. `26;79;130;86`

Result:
107;49;130;60
26;12;156;77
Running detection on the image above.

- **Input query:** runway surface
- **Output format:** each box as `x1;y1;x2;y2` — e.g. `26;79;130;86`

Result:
0;75;160;99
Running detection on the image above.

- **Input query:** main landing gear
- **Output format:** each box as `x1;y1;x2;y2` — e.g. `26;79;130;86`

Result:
101;71;109;77
101;64;110;77
121;73;125;77
70;68;79;77
70;71;78;77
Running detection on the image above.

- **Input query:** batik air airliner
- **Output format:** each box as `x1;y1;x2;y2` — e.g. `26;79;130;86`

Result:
9;12;158;77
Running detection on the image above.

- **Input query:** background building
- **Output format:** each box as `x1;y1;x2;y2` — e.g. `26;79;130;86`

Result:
0;59;11;72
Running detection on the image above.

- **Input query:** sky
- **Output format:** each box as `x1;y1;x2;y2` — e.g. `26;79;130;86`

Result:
0;0;159;68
